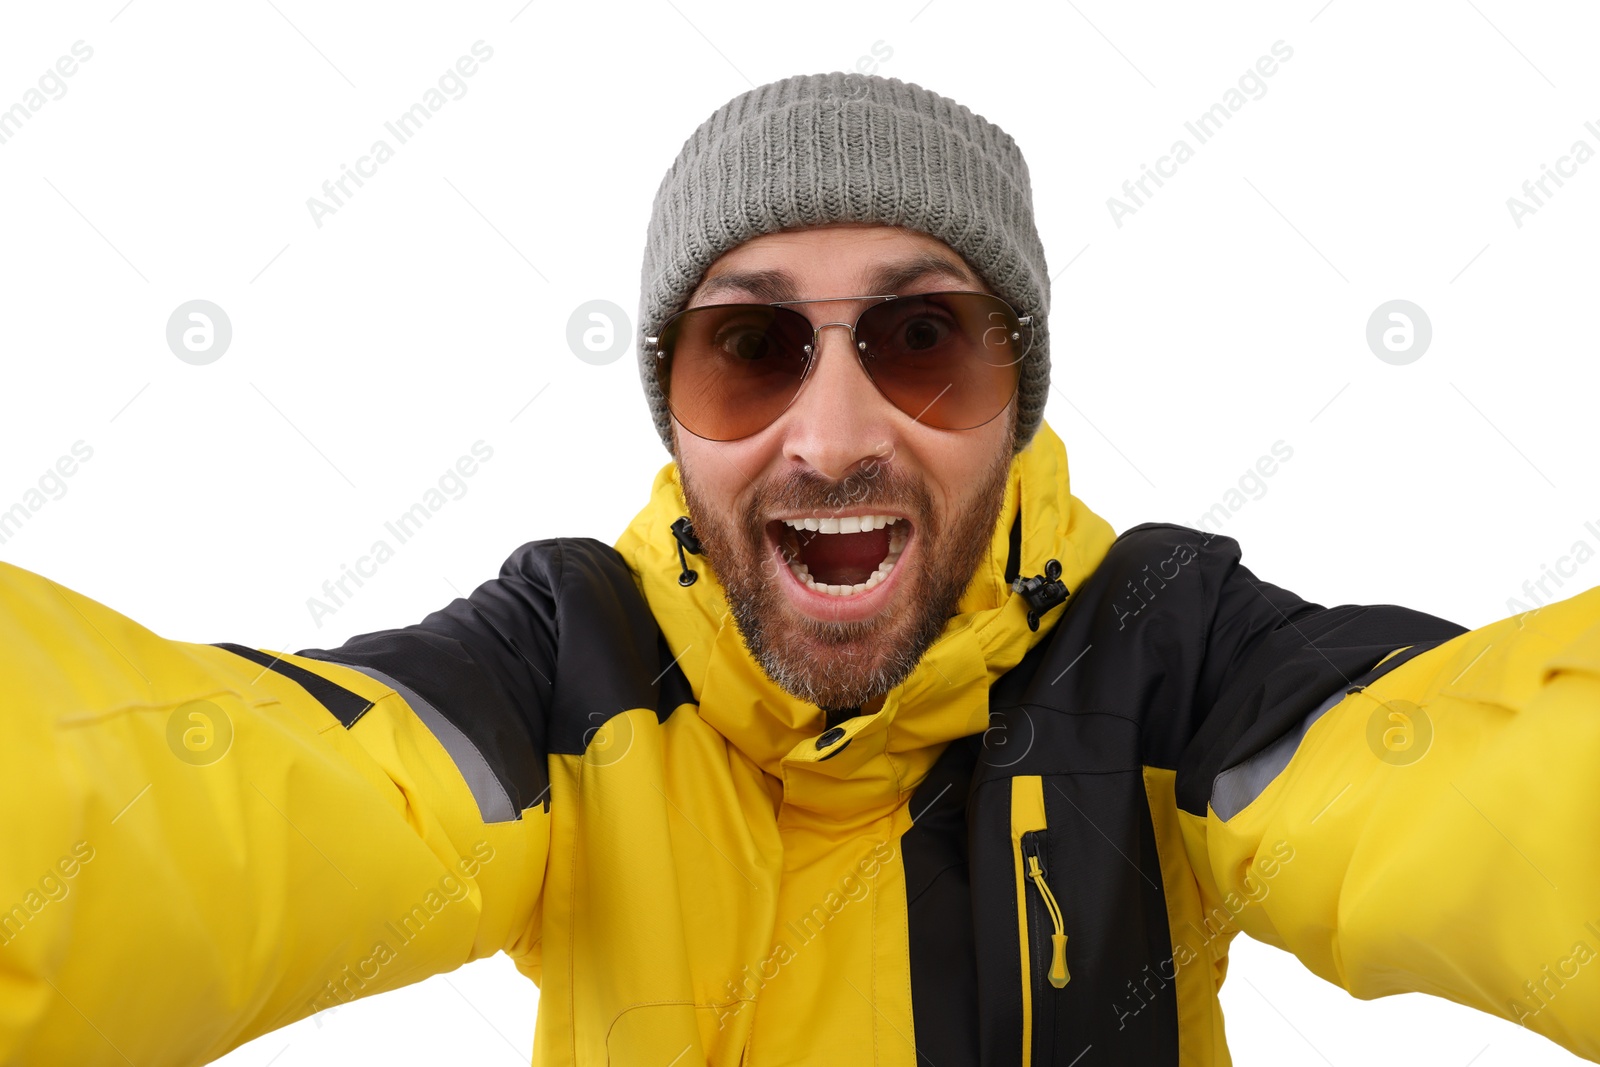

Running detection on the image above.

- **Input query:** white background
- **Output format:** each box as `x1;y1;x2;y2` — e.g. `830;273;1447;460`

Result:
2;0;1597;1064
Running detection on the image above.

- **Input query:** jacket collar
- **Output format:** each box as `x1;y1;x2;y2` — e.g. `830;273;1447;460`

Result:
613;421;1117;820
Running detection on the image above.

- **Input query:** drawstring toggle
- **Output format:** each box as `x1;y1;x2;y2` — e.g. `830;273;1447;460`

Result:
671;516;702;587
1012;559;1068;631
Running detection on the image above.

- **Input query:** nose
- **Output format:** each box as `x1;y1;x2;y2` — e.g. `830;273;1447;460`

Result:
777;321;898;481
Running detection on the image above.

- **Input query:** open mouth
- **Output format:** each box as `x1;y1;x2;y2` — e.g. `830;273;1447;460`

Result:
769;513;911;597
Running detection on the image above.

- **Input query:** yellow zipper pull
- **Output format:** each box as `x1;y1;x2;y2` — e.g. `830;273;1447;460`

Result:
1027;854;1070;988
1048;933;1070;988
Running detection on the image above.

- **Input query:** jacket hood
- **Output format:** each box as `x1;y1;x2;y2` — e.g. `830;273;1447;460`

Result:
613;420;1116;821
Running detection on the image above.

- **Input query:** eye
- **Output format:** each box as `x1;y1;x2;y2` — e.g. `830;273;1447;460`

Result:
715;323;773;361
881;309;958;354
900;316;948;350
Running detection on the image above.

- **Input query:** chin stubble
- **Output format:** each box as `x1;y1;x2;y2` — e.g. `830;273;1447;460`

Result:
679;438;1015;710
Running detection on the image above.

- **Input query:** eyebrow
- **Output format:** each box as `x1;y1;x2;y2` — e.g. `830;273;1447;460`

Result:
691;250;982;304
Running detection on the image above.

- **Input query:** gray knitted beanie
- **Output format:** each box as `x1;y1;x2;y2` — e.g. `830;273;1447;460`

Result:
637;70;1051;454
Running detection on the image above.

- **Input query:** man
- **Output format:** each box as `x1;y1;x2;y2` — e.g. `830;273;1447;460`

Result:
2;70;1598;1066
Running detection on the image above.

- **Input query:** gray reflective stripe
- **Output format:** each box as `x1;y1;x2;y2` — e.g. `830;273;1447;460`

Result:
1210;685;1351;822
338;662;518;824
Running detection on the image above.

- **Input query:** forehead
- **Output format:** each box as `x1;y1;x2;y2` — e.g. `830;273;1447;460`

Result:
688;224;984;305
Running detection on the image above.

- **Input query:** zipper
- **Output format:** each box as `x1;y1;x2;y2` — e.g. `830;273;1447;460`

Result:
1022;831;1070;989
1010;775;1068;1067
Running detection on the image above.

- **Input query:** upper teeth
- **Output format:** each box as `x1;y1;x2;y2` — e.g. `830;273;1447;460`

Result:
782;519;908;598
781;514;901;534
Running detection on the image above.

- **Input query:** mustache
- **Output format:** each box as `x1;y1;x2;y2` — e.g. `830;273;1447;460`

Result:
742;463;932;530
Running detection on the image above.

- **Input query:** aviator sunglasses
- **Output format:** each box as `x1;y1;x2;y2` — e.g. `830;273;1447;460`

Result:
644;290;1033;442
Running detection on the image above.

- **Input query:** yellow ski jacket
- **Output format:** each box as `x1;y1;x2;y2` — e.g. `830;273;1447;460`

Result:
3;421;1599;1065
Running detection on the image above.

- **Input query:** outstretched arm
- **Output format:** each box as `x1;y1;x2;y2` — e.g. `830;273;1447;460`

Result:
0;547;559;1065
1174;537;1600;1060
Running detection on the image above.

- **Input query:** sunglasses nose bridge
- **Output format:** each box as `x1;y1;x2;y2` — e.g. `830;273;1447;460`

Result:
798;320;872;386
804;320;864;348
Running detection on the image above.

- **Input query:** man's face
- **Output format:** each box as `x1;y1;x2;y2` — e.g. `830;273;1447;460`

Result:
674;222;1018;712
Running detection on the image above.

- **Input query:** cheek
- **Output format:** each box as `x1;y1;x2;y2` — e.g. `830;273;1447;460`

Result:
677;443;733;515
908;424;1011;520
677;438;769;544
676;433;769;501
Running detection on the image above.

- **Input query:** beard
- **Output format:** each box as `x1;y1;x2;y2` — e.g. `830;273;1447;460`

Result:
678;429;1015;712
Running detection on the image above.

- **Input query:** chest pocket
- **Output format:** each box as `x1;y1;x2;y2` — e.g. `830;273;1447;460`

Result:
1012;774;1070;1066
914;707;1181;1065
966;705;1181;1066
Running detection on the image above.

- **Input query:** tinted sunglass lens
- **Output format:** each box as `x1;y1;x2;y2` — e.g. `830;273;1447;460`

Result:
857;293;1024;430
658;304;813;440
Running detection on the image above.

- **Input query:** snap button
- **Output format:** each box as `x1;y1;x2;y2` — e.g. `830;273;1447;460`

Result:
816;726;846;749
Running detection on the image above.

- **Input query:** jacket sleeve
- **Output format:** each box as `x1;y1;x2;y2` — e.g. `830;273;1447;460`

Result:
1170;530;1600;1060
0;543;563;1066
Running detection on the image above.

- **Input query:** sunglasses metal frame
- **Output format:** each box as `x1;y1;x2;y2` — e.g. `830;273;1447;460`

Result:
643;290;1034;441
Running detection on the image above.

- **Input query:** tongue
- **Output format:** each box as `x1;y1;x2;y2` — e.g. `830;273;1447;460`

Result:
798;528;891;587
